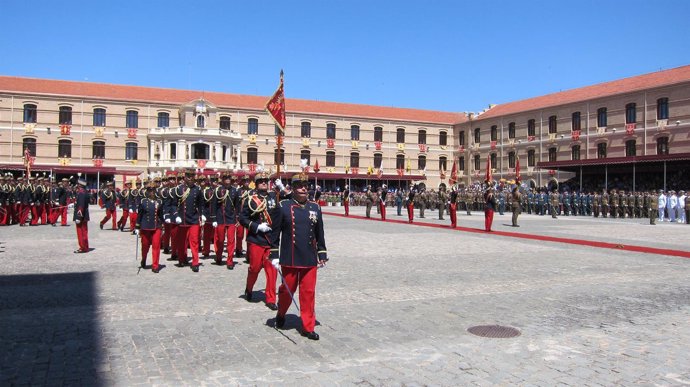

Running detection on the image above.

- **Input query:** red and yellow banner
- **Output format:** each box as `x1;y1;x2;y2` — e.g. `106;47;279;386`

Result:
265;70;286;134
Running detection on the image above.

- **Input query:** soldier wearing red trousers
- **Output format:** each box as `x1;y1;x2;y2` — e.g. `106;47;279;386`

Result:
73;178;90;253
270;172;328;341
343;185;350;216
484;183;497;232
117;181;131;231
378;185;387;221
198;176;215;258
235;176;250;259
127;180;142;232
239;171;280;310
406;185;416;223
0;175;9;226
449;186;458;228
159;175;176;255
172;169;205;272
135;183;164;273
99;181;118;230
210;173;239;269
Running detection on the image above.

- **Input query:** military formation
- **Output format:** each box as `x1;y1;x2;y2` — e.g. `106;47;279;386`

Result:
0;173;73;227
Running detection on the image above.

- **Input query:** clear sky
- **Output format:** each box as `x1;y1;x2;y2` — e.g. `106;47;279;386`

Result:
1;0;689;114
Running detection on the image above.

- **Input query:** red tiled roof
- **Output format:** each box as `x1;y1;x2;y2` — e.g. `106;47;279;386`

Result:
475;64;690;120
0;76;466;125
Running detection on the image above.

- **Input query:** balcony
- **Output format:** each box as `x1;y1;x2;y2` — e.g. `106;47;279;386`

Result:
147;126;242;141
148;158;240;171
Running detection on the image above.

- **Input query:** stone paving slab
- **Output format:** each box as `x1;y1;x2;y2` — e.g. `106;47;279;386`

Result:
0;207;689;386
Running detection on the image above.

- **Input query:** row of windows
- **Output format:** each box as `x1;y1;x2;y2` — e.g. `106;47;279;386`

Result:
463;98;671;144
22;138;138;160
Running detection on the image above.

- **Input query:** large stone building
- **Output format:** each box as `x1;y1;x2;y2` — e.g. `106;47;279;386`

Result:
1;64;689;191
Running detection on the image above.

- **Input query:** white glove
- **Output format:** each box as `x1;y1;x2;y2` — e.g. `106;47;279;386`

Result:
165;218;171;224
133;229;139;235
271;259;280;268
257;222;271;233
201;215;207;223
75;219;81;224
175;216;182;224
274;179;284;190
212;221;218;228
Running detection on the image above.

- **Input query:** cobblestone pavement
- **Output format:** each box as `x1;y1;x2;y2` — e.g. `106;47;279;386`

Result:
1;207;689;386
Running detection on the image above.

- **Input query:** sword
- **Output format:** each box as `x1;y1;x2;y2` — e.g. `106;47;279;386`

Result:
271;260;300;312
135;233;141;274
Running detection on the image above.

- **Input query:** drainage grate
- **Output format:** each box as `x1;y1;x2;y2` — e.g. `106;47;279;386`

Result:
467;325;520;338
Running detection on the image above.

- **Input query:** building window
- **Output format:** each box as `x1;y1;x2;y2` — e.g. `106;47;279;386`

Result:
301;121;311;138
657;137;669;155
326;151;335;167
23;104;37;123
657;98;669;120
597;143;607;159
490;153;497;169
192;143;209;159
170;143;177;159
374;126;383;142
92;141;105;159
327;123;336;139
528;149;535;167
508;151;515;168
59;106;72;125
155;112;169;128
125;142;138;160
459;156;465;171
58;139;72;158
625;139;636;157
23;138;36;156
490;125;498;141
396;154;405;169
418;129;426;144
572;145;580;161
439;156;447;171
126;110;138;128
548;115;557;134
248;118;259;134
474;154;480;171
418;155;426;170
548;147;557;162
196;115;205;128
350;125;360;141
374;153;383;168
625;103;637;124
222;145;227;161
274;148;285;165
300;149;311;165
474;128;480;143
350;152;359;168
246;147;258;164
396;128;405;143
93;108;106;126
219;116;231;130
459;131;465;146
508;122;515;139
527;119;536;137
572;112;581;131
597;107;607;127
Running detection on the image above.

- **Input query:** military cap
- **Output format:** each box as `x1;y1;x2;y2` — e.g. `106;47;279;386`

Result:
291;171;309;186
254;170;270;182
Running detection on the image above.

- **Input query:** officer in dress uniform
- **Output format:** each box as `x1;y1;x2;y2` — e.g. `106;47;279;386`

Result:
73;178;90;253
407;184;416;223
134;182;164;273
199;176;215;258
210;172;239;269
378;185;387;221
240;170;280;310
235;176;251;259
117;180;131;231
270;172;328;341
484;183;497;231
99;181;118;230
449;185;458;228
0;176;8;226
343;185;350;216
172;169;206;272
159;175;175;254
127;179;142;231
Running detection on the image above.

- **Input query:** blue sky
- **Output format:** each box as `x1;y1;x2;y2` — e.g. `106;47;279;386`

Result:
1;0;689;113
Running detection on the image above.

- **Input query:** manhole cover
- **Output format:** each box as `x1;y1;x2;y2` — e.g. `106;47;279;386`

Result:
468;325;520;338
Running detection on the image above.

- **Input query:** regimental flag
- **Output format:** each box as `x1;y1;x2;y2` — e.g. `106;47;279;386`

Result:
485;155;492;183
24;147;32;176
377;168;383;179
449;160;458;185
313;159;320;173
265;70;286;134
515;156;521;183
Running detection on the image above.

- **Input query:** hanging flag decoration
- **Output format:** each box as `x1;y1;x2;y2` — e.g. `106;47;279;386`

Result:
265;70;286;133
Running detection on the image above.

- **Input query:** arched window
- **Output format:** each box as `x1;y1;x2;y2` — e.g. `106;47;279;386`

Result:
23;138;36;156
126;110;138;128
396;154;405;169
374;153;383;168
300;149;311;165
418;155;426;170
350;152;359;168
246;147;258;164
439;156;447;171
92;141;105;159
350;125;360;141
196;115;205;128
326;151;336;167
219;116;231;130
474;128;481;143
374;126;383;142
157;112;170;128
396;128;405;143
58;139;72;158
326;123;336;139
458;131;465;146
274;148;285;165
23;104;37;123
418;129;426;144
301;122;311;138
125;142;138;160
59;106;72;125
93;108;106;126
247;118;259;134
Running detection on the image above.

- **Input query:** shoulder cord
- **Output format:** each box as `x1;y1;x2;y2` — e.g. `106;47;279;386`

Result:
248;194;267;215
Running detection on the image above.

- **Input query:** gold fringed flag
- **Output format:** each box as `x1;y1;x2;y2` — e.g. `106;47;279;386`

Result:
515;156;521;184
265;70;286;134
485;155;492;183
449;160;458;185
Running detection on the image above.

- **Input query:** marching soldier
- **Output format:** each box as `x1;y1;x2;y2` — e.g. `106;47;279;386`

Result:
270;172;328;340
210;172;239;269
172;169;206;272
99;181;118;230
117;180;131;231
235;176;251;259
240;170;280;310
484;184;497;231
159;175;175;255
199;176;215;258
73;178;90;253
134;182;164;273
